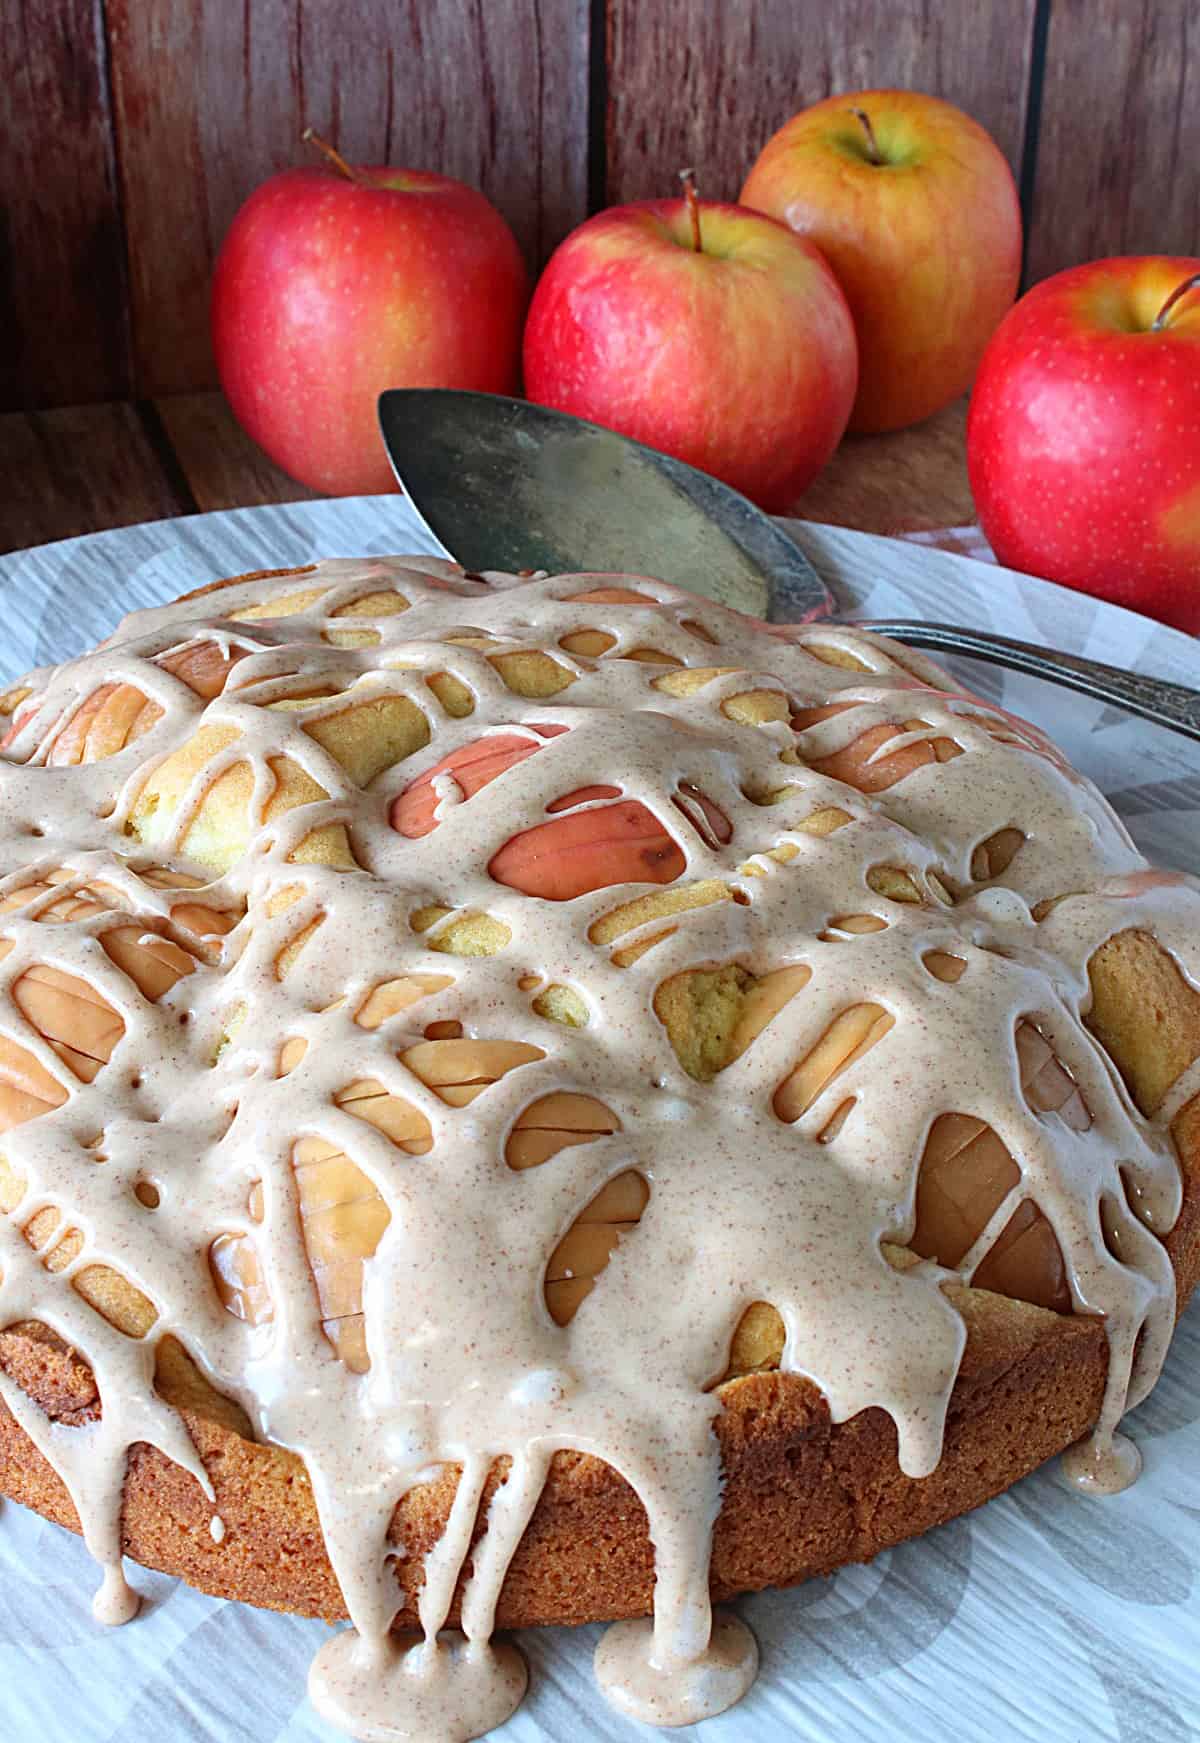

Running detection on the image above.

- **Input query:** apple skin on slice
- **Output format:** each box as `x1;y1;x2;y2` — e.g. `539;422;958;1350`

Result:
392;727;726;903
489;799;685;901
390;725;568;840
8;640;249;767
790;707;962;795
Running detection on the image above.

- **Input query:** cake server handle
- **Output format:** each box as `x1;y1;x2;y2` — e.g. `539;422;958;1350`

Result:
858;619;1200;744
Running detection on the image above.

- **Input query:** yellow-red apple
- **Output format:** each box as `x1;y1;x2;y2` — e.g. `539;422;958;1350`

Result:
741;90;1021;433
522;187;857;512
968;257;1200;633
212;135;528;495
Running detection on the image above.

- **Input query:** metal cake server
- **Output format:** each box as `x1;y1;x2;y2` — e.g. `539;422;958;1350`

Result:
378;389;1200;743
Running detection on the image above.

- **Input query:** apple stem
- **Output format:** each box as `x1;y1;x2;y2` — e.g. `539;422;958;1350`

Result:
301;126;360;184
678;168;703;252
1150;272;1200;331
848;107;883;165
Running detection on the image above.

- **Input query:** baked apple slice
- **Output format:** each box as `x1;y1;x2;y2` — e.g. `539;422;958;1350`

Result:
911;1019;1089;1312
491;795;685;901
390;725;568;839
211;1035;551;1370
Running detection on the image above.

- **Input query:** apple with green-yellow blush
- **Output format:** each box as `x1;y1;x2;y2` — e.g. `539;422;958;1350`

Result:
212;141;528;495
741;90;1021;433
968;257;1200;633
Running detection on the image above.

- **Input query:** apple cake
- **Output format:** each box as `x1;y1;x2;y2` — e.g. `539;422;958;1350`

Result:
0;555;1196;1738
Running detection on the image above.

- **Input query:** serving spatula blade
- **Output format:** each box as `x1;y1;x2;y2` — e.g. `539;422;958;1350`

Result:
378;388;1200;742
378;389;829;623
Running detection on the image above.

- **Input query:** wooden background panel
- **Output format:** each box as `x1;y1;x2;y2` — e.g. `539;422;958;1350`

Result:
0;0;130;410
155;391;319;512
1026;0;1200;284
8;0;1200;419
605;0;1040;207
0;403;185;550
106;0;590;399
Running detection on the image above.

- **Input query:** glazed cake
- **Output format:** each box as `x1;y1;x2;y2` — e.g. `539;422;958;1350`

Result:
0;556;1196;1739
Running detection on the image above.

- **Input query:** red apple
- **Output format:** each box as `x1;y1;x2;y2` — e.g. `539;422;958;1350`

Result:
522;184;857;512
968;257;1200;633
741;91;1021;433
212;134;528;495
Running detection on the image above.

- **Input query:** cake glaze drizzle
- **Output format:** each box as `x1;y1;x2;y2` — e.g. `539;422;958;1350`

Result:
0;556;1194;1741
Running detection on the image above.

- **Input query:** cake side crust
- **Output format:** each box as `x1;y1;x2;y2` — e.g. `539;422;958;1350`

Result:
0;1280;1112;1627
0;1125;1194;1632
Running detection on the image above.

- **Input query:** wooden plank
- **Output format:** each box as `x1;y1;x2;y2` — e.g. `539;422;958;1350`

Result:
0;387;973;563
163;385;973;537
155;392;322;513
0;0;130;410
788;399;973;535
1025;0;1200;284
106;0;590;399
606;0;1038;206
0;403;186;556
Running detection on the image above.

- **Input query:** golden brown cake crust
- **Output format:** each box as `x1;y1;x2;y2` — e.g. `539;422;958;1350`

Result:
0;1289;1110;1624
0;563;1196;1635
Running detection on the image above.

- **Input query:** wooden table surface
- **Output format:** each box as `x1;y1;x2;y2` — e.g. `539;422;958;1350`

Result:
0;392;974;558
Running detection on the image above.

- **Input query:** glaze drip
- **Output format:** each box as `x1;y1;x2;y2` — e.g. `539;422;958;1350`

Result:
0;556;1195;1741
